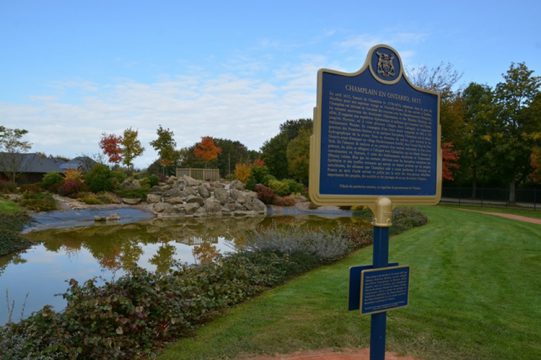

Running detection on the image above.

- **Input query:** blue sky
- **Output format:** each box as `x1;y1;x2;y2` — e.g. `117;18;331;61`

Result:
1;0;540;167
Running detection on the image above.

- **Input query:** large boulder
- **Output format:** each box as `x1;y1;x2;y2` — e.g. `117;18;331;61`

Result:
198;184;210;198
229;180;245;190
204;198;222;215
153;202;173;213
186;195;205;206
214;188;229;204
146;194;161;203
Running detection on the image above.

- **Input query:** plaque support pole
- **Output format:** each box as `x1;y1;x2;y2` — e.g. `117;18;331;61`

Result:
369;197;393;360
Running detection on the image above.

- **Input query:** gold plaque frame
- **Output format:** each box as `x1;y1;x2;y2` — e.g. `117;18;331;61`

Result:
309;44;442;207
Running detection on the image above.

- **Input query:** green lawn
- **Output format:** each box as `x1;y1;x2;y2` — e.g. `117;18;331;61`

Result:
0;197;22;214
158;206;541;360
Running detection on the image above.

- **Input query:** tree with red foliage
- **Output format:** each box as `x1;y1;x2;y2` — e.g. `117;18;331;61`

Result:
193;136;222;166
442;142;460;181
99;133;123;165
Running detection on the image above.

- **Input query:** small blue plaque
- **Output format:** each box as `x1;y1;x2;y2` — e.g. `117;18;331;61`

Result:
360;265;409;315
348;262;398;311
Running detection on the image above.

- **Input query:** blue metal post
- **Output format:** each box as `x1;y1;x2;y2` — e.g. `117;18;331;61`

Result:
370;226;389;360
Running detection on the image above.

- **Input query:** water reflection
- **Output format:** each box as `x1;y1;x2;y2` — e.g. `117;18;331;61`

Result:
0;215;369;324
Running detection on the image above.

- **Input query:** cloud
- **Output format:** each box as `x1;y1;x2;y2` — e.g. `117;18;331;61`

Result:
0;68;318;168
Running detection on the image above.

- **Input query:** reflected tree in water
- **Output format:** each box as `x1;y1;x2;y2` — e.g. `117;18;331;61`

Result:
149;244;176;273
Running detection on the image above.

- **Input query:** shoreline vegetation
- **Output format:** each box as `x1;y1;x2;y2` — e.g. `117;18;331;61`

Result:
0;207;427;360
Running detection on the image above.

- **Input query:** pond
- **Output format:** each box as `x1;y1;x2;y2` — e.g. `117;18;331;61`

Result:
0;214;369;325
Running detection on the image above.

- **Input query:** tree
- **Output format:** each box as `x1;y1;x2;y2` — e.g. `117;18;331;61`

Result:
493;63;541;201
0;125;32;182
442;142;460;181
261;119;312;179
121;128;144;170
213;138;258;178
458;83;498;195
99;133;123;165
193;136;222;167
286;127;312;185
150;125;176;175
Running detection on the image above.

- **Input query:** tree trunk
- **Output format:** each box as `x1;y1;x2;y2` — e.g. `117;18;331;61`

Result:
509;181;516;203
472;181;477;199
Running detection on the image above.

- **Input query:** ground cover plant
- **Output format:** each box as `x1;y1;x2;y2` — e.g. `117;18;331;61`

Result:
0;209;427;359
0;199;31;256
158;206;541;360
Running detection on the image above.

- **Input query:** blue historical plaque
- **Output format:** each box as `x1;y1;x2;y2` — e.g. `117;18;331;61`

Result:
348;262;398;311
309;44;442;206
360;265;410;315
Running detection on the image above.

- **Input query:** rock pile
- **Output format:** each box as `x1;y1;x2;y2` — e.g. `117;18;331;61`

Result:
146;176;267;218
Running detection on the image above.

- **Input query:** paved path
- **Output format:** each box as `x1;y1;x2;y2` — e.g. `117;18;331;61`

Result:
249;349;417;360
463;210;541;225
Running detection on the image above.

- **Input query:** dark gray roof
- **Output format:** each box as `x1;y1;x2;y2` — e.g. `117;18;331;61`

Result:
0;153;101;174
0;153;64;173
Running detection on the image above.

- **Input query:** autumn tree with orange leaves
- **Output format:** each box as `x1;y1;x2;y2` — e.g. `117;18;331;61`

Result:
442;142;460;181
193;136;222;167
99;133;123;165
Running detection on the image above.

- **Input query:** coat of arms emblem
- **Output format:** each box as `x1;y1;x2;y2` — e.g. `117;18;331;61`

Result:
376;51;395;77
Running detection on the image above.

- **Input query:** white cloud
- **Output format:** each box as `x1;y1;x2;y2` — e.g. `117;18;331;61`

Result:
0;68;317;168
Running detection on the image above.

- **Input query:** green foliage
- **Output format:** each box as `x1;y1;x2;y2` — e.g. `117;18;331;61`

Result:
246;165;270;191
78;192;103;205
150;125;177;170
41;172;64;192
282;178;305;194
286;127;311;185
19;191;57;211
121;128;144;170
0;212;31;256
115;188;149;200
268;178;290;196
261;119;312;179
85;164;114;193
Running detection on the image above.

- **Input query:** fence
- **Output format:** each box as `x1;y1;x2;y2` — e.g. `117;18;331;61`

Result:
441;186;541;210
176;168;220;181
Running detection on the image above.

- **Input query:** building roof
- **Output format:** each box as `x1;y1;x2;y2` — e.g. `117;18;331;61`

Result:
0;153;96;174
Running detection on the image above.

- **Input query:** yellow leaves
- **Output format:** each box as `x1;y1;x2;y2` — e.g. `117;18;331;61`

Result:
234;163;252;183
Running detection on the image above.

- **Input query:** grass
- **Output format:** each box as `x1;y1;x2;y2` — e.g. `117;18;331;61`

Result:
441;203;541;219
158;205;541;360
0;197;23;214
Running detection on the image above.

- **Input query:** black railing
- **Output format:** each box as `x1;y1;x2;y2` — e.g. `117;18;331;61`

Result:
441;186;540;210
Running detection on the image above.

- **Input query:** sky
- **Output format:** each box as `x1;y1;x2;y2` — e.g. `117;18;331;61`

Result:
1;0;540;168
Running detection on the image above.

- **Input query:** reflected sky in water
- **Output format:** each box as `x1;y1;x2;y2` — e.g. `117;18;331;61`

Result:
0;215;367;324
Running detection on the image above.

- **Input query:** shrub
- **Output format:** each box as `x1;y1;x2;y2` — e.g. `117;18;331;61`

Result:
85;164;114;193
147;174;159;187
78;192;103;205
111;170;128;189
254;184;275;204
64;169;83;182
283;178;305;194
58;178;83;197
234;163;252;183
246;166;270;190
41;172;64;192
268;179;290;196
272;195;296;207
115;188;149;200
0;212;31;256
96;192;121;204
391;207;428;235
19;192;56;211
0;180;17;193
18;183;42;193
